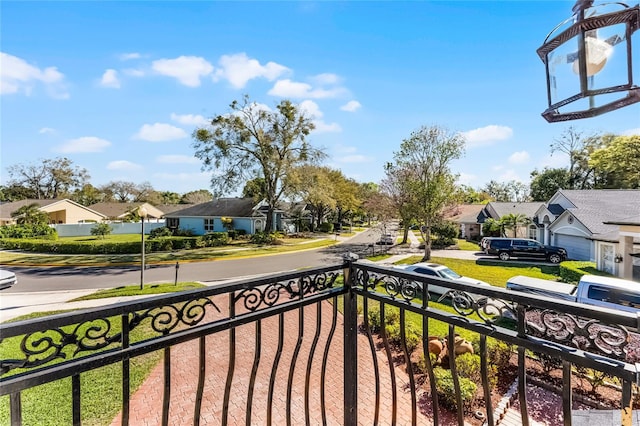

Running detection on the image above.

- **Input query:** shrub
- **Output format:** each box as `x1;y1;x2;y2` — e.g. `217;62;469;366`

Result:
0;224;57;239
535;352;563;374
318;222;334;233
250;232;277;245
431;221;458;247
559;261;608;283
454;352;497;390
90;223;112;239
149;227;173;238
385;322;421;353
433;368;477;410
485;338;514;372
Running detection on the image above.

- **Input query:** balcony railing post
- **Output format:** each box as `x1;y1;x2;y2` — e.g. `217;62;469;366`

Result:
343;253;359;426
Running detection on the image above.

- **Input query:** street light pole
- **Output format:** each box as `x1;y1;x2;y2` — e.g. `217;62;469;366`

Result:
139;206;148;290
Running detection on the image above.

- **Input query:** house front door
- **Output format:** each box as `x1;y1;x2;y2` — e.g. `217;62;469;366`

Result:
601;244;615;275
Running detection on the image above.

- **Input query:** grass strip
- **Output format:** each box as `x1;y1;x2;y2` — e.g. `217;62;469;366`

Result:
69;282;206;301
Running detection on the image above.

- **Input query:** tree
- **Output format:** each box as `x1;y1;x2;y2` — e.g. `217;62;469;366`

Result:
159;191;181;204
391;125;465;260
380;164;419;244
481;180;529;202
288;165;336;230
529;168;569;201
589;135;640;189
500;213;530;237
242;177;267;201
329;170;360;226
11;203;49;225
90;222;112;239
100;181;137;202
457;185;491;204
550;127;601;189
181;189;213;204
193;95;324;232
6;157;89;199
71;183;104;206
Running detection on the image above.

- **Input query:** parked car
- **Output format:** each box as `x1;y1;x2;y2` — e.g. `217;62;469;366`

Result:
487;238;567;263
394;262;491;296
376;234;394;245
479;237;495;252
0;269;17;290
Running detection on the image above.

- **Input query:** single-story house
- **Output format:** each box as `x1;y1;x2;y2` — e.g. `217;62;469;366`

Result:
477;202;544;239
88;202;164;222
444;204;485;241
0;199;106;225
165;198;288;235
533;190;640;278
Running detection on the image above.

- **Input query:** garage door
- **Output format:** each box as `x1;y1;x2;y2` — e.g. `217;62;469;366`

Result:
555;234;592;261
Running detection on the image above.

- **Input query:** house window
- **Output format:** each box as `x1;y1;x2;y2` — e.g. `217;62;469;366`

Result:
167;218;179;229
204;218;215;232
528;225;537;240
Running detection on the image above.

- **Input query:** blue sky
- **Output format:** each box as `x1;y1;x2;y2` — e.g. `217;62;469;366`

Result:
2;1;639;196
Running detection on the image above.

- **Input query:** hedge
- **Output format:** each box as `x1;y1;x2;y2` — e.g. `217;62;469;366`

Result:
0;232;230;254
558;260;610;283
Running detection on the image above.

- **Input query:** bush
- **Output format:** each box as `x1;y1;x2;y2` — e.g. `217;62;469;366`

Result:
484;338;513;372
318;222;334;233
250;232;277;245
535;352;563;374
149;227;173;238
433;368;477;410
200;232;229;247
431;221;458;247
454;352;497;390
0;224;57;239
90;223;112;239
559;261;608;283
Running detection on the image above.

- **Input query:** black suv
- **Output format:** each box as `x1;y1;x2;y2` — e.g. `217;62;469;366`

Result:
487;238;567;263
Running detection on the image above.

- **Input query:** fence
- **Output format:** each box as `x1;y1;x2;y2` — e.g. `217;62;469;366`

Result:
52;221;166;237
1;256;639;425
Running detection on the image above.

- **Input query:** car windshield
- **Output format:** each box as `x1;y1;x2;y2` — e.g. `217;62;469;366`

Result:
438;268;462;280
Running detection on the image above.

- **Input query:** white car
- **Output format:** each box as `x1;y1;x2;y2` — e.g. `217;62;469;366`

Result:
394;262;491;296
0;269;17;290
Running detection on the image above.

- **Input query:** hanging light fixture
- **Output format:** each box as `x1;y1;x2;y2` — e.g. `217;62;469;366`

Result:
537;0;640;122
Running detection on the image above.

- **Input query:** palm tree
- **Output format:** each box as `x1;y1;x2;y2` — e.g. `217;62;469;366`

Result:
500;213;531;238
11;203;49;225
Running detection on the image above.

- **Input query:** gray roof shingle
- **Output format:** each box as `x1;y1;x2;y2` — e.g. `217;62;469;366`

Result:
558;189;640;235
166;198;259;218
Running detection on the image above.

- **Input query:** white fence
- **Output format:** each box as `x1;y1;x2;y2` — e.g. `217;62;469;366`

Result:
52;222;166;237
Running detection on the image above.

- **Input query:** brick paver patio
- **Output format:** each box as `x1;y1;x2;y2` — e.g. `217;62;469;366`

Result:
110;298;437;425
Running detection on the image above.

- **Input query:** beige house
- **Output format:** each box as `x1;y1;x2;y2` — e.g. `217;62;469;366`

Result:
0;199;106;225
87;202;165;222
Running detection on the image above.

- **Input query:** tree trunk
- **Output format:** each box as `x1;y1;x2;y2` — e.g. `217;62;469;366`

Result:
402;227;409;244
265;206;274;232
422;227;432;261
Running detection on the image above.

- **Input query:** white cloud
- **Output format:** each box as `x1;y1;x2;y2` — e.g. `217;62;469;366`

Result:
623;128;640;136
461;125;513;148
133;123;188;142
456;172;478;186
100;69;120;88
298;100;341;133
340;100;361;112
311;73;340;85
538;152;569;169
39;127;55;134
156;154;200;164
123;68;145;77
152;56;214;87
119;52;141;61
170;113;209;127
107;160;142;171
333;154;372;164
508;151;530;164
268;79;346;99
213;53;289;88
497;169;524;183
1;52;69;98
55;136;111;153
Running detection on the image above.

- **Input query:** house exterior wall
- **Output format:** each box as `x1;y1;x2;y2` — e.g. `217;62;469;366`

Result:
42;201;105;224
177;217;256;235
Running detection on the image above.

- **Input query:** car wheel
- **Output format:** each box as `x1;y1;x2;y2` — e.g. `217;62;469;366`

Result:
498;251;510;261
548;254;562;264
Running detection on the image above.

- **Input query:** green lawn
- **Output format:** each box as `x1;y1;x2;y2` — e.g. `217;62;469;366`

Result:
0;310;162;426
393;255;559;287
70;282;206;301
455;239;482;251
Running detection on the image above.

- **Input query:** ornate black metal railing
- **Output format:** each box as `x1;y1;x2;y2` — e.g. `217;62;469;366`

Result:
1;256;639;425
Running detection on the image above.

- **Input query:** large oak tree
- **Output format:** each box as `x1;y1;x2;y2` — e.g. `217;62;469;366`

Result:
193;96;324;232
